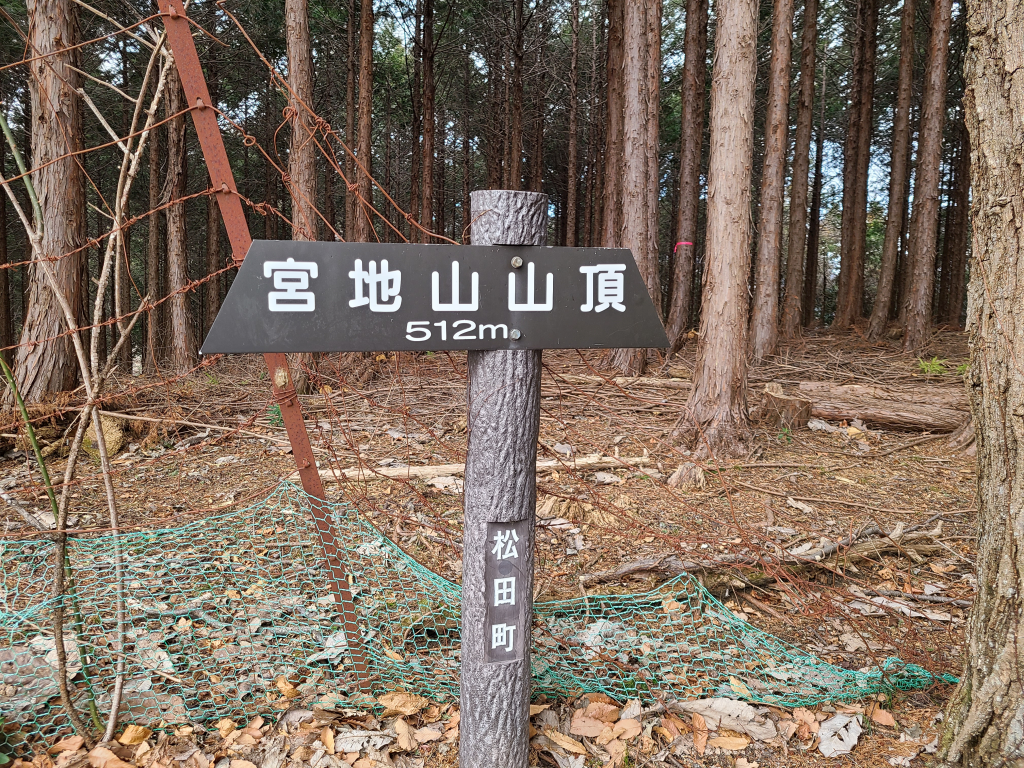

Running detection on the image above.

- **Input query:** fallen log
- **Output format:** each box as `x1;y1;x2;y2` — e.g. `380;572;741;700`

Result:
797;381;969;431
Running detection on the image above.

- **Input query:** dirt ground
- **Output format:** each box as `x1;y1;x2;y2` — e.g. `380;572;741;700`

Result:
0;329;977;767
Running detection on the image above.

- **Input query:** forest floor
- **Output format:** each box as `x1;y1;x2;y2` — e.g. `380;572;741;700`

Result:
0;329;976;768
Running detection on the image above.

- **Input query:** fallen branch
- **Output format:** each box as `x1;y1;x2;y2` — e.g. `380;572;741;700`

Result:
733;481;919;515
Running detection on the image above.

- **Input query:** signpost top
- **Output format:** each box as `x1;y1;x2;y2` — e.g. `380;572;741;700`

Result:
201;241;668;354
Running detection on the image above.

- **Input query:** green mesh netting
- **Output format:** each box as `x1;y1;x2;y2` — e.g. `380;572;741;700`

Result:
0;482;953;754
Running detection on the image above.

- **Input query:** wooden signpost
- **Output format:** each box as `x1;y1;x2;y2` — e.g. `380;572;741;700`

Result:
203;189;667;767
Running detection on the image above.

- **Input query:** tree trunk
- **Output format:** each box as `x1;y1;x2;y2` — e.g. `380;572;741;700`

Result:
164;64;195;375
942;123;970;327
666;0;708;348
602;0;624;247
352;0;374;242
145;94;163;373
677;0;757;456
529;6;547;195
565;0;580;246
802;69;824;327
902;0;952;352
421;0;435;238
508;0;525;192
940;4;1024;762
0;145;11;365
345;0;357;239
286;0;317;242
834;0;878;328
17;0;84;400
410;0;422;241
866;0;915;340
610;0;661;376
749;0;795;361
779;0;818;339
205;190;221;337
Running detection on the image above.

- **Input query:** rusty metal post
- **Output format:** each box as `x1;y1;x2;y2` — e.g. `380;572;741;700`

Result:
157;0;367;682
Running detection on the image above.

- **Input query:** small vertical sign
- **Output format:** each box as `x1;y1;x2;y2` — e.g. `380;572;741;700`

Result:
484;519;530;663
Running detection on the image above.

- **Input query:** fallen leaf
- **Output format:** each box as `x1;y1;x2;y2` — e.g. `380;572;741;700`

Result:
570;710;606;738
619;699;641;720
868;703;896;728
320;727;335;755
343;753;359;765
216;718;237;738
778;720;798;741
614;718;641;741
595;726;617;746
692;714;708;756
584;702;620;723
709;735;750;750
234;734;257;747
530;704;552;716
603;739;626;766
793;708;820;734
378;692;430;716
394;718;417;751
87;748;132;768
352;760;373;768
275;676;299;699
817;714;862;757
413;727;443;744
734;759;759;768
729;676;753;699
48;736;84;755
544;729;587;755
930;562;957;574
445;712;461;731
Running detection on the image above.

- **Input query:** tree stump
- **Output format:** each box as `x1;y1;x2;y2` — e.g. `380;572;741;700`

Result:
763;384;812;430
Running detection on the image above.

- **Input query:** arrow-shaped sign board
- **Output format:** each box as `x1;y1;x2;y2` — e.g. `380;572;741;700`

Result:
201;241;668;353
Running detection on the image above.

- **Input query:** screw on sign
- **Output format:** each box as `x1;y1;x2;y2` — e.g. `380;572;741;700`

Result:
202;189;667;768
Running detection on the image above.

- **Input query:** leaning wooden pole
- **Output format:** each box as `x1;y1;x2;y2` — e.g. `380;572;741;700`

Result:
460;190;547;768
156;0;367;683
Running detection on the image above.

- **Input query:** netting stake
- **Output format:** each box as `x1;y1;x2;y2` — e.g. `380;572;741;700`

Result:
156;0;368;686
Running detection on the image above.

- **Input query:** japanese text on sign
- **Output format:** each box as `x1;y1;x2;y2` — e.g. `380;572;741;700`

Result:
484;521;529;663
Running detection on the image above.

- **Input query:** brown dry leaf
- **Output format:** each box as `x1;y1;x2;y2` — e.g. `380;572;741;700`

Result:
729;676;753;699
615;718;642;741
570;710;606;738
381;644;405;662
652;726;674;742
116;726;151;747
87;748;133;768
663;714;688;736
394;718;417;752
930;562;957;574
583;693;618;706
352;760;373;768
778;720;798;741
734;759;759;768
604;738;626;766
235;734;258;747
246;716;264;731
342;753;359;765
595;726;617;746
692;713;708;756
868;703;897;727
48;736;84;755
709;735;751;750
413;727;444;744
585;702;621;723
530;704;552;716
275;676;300;699
320;727;335;755
378;692;430;716
216;719;237;739
543;729;587;755
793;708;820;734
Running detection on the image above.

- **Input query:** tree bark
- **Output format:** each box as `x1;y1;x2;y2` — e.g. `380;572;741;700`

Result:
461;189;546;768
834;0;878;328
942;123;970;327
16;0;84;400
749;0;795;361
163;64;195;375
902;0;952;352
940;4;1024;762
610;0;661;375
508;0;525;192
677;0;757;456
352;0;374;242
802;72;824;328
410;0;422;241
666;0;708;348
565;0;580;247
286;0;317;242
602;0;624;247
145;92;163;373
866;0;916;340
205;189;221;337
779;0;818;339
421;0;435;237
345;0;357;239
0;145;11;365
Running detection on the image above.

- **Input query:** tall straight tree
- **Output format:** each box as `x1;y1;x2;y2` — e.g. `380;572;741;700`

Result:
610;0;661;375
666;0;708;348
802;61;826;326
902;0;952;351
940;3;1024;761
834;0;878;328
16;0;85;400
867;0;915;340
410;0;422;241
352;0;374;242
602;0;624;247
749;0;795;361
564;0;580;246
938;123;970;326
509;0;526;191
421;0;435;236
163;64;195;374
345;0;357;238
779;0;818;338
679;0;757;455
286;0;317;241
0;143;11;365
145;95;163;373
